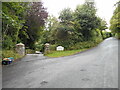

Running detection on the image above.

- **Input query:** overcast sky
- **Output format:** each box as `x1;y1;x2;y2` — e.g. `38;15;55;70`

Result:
42;0;118;28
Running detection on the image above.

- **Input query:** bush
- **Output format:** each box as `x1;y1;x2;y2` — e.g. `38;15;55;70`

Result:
2;50;23;60
50;45;57;51
47;37;103;54
26;49;35;54
115;33;120;39
69;39;102;50
2;36;14;49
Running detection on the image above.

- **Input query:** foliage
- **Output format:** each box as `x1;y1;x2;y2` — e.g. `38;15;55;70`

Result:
102;31;112;39
110;1;120;39
69;38;102;50
98;18;108;39
19;2;48;49
2;2;48;50
74;1;101;41
49;45;58;51
26;49;35;54
45;36;103;57
59;8;73;23
2;2;28;49
2;1;109;56
44;15;59;44
2;50;23;60
2;36;14;49
42;0;104;52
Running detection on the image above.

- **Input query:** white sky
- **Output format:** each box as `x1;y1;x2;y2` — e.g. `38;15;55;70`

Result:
42;0;118;27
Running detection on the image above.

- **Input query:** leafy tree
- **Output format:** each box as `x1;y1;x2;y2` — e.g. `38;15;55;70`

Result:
34;15;59;51
74;1;101;41
19;2;48;49
59;8;73;23
110;1;120;38
2;2;48;50
45;15;59;44
56;8;75;48
98;18;108;39
36;1;105;51
2;2;28;49
45;2;103;49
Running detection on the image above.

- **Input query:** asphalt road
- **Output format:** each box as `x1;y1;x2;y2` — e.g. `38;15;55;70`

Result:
2;37;119;88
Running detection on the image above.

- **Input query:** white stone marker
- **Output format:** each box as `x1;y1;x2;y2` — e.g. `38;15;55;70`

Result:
56;46;64;51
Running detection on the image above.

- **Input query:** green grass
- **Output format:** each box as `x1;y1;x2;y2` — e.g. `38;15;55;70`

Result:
45;49;87;58
46;38;103;58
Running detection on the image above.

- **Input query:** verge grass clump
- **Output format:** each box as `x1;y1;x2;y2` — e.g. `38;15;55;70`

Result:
2;50;23;61
45;49;87;58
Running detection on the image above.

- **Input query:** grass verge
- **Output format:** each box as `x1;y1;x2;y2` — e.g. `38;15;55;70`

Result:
1;50;24;62
45;49;87;58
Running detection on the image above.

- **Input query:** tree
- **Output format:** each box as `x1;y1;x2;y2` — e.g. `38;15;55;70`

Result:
57;8;76;48
74;1;101;41
98;18;108;39
19;2;48;49
2;2;29;49
110;1;120;38
2;2;48;50
45;15;59;44
59;8;73;23
40;1;104;51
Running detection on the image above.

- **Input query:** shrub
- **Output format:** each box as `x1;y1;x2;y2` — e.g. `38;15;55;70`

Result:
50;45;57;51
26;49;35;54
115;33;120;39
2;50;23;60
47;37;103;54
2;36;14;49
69;39;102;50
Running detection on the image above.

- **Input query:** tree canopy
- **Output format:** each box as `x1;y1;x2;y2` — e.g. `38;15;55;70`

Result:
110;1;120;38
2;0;112;52
39;0;108;50
74;1;101;41
2;2;48;49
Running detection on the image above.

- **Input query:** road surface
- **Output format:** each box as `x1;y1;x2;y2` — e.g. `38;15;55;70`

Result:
2;37;119;88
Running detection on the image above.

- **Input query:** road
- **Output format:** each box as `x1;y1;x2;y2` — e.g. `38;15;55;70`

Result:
2;37;119;88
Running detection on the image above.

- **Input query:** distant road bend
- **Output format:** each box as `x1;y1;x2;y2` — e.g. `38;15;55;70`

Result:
3;37;118;88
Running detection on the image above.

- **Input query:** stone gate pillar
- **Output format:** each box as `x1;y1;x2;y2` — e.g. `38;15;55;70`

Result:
16;43;25;56
44;43;50;54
